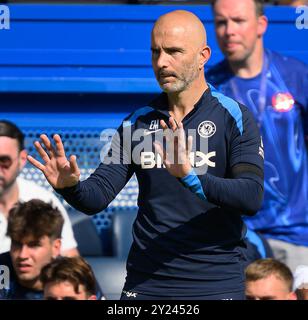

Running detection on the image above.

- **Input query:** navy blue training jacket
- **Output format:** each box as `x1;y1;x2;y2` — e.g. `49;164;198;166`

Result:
58;85;264;296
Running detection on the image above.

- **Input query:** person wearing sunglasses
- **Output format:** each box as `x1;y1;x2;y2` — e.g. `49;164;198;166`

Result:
0;120;78;257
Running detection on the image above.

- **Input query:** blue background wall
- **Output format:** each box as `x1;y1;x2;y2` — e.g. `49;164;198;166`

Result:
1;5;307;95
0;4;307;123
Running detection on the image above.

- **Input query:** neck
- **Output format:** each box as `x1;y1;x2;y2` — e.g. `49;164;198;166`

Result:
229;45;264;79
0;180;19;217
19;277;43;292
168;77;208;122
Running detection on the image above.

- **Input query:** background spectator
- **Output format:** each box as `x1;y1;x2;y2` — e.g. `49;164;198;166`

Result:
41;256;104;300
207;0;308;272
245;258;297;300
0;200;63;299
293;265;308;300
0;120;78;257
275;0;308;6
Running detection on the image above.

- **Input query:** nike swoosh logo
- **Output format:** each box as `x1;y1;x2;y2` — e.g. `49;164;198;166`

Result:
144;129;163;136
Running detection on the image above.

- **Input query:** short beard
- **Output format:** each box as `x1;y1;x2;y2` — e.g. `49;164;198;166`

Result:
0;170;19;197
224;48;254;69
160;61;200;94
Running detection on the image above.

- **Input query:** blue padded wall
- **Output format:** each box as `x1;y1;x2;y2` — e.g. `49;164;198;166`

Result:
0;4;307;94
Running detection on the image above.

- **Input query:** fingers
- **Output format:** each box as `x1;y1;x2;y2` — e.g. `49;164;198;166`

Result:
69;155;80;175
161;117;183;130
160;119;168;130
33;134;67;163
153;141;166;164
40;134;56;157
187;135;193;155
168;117;178;131
176;121;186;147
53;134;66;158
176;121;183;130
33;140;51;164
160;119;173;145
27;155;46;172
159;117;187;154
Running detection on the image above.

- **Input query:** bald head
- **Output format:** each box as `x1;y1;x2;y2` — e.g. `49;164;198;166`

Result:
151;10;210;94
152;10;207;51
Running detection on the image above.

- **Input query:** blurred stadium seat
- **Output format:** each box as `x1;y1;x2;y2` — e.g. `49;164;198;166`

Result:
85;257;127;300
112;208;138;259
69;211;104;256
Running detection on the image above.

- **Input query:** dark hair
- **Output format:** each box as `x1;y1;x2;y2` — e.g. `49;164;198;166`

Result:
7;199;64;242
212;0;265;17
41;256;96;297
0;120;25;151
245;258;294;291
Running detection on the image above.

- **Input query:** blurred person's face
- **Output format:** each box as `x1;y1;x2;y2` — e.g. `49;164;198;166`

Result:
246;274;297;300
278;0;307;5
213;0;267;64
296;288;308;300
10;235;61;289
151;18;208;93
44;281;96;300
0;137;27;197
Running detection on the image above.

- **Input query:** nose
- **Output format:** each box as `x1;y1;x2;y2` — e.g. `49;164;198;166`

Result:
225;20;236;36
154;51;169;69
19;245;30;259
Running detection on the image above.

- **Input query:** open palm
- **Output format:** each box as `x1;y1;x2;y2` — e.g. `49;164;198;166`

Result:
27;134;80;189
154;117;192;178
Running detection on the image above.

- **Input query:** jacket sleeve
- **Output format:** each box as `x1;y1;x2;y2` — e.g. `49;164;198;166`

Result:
56;123;134;215
179;106;264;216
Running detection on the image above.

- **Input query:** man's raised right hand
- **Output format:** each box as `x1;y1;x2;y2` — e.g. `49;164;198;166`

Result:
27;134;80;189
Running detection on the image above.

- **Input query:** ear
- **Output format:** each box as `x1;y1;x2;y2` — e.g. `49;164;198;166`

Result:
200;45;211;69
51;238;62;258
18;149;28;171
257;15;268;38
288;291;298;300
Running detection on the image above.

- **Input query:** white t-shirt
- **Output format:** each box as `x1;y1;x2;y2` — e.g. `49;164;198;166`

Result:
0;177;77;254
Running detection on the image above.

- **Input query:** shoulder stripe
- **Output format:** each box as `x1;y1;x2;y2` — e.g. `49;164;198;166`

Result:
123;106;154;127
209;83;243;135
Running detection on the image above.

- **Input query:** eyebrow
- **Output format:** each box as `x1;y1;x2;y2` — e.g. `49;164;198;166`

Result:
260;296;275;300
166;47;185;52
151;46;184;52
45;296;77;300
214;13;245;20
246;295;276;300
28;240;41;245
